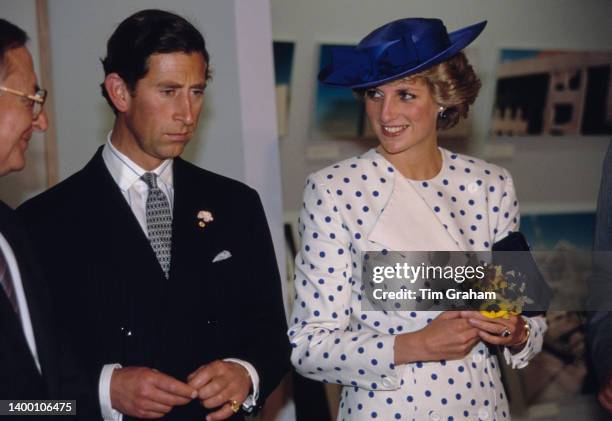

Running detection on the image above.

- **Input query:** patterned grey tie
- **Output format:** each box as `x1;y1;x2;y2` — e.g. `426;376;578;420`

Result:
0;247;19;314
141;172;172;278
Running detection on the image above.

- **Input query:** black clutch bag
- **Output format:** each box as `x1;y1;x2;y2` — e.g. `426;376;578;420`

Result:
492;231;552;316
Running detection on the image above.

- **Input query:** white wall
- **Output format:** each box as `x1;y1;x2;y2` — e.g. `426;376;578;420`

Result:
48;0;246;180
271;0;612;215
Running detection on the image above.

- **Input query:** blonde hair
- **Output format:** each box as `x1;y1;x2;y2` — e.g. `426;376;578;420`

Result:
355;52;481;130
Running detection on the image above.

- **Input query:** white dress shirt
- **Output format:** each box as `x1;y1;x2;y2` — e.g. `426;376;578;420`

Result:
98;134;259;420
0;232;41;373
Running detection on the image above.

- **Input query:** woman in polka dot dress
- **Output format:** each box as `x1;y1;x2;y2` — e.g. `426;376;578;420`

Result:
288;18;547;421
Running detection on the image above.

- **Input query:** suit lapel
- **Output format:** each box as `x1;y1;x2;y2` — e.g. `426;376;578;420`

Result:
88;148;168;281
0;203;46;385
170;158;218;277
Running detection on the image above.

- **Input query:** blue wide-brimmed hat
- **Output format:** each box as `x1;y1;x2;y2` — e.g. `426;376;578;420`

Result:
318;18;486;89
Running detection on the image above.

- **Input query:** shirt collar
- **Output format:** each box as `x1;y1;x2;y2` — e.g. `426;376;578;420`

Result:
102;131;174;192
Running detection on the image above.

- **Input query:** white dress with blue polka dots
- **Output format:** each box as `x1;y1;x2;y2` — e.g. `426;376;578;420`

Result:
288;148;547;421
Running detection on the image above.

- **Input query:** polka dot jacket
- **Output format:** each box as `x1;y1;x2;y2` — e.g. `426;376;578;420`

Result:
288;148;547;421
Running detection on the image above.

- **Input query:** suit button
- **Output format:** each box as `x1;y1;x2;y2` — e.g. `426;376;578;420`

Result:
468;182;478;193
381;377;394;388
472;353;483;363
120;326;133;337
478;408;489;419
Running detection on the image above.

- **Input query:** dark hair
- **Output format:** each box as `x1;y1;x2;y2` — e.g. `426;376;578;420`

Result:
354;52;481;130
0;18;28;81
100;9;211;113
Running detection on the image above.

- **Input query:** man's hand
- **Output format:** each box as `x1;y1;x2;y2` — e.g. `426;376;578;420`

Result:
187;360;251;421
110;366;197;419
598;372;612;413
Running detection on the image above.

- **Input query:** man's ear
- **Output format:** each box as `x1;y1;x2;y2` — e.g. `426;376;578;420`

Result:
104;73;131;113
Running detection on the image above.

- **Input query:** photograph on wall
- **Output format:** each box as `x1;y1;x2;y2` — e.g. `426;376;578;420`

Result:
313;43;368;140
506;212;597;413
273;41;295;138
313;44;477;142
491;49;612;137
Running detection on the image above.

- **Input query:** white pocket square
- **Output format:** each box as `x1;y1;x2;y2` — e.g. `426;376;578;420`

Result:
213;250;232;263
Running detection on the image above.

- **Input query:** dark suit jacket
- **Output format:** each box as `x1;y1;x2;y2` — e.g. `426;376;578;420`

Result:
0;201;97;420
18;147;290;420
586;141;612;386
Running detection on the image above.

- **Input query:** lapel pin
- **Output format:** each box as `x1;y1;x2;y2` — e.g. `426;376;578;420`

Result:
197;210;214;228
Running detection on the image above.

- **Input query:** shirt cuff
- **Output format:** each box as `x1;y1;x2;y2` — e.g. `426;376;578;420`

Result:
223;358;259;412
502;319;533;369
99;363;123;421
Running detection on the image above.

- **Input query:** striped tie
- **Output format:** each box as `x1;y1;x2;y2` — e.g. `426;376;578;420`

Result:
141;172;173;278
0;247;19;314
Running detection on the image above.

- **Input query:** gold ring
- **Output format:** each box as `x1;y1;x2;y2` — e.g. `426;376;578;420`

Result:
229;399;241;413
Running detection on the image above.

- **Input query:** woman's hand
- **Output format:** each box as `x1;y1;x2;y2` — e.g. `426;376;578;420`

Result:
460;311;528;351
394;311;480;364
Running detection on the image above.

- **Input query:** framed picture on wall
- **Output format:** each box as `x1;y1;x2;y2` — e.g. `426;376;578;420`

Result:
273;41;295;139
491;49;612;138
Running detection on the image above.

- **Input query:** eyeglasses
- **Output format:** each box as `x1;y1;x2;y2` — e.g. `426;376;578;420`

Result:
0;86;47;119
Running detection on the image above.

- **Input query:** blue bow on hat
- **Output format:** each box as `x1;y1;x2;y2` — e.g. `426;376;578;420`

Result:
318;18;486;89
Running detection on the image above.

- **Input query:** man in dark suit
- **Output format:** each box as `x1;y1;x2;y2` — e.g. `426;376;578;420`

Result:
18;9;289;421
0;18;96;419
586;142;612;413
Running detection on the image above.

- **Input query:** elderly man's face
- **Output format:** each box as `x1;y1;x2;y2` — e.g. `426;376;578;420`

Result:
0;46;47;176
